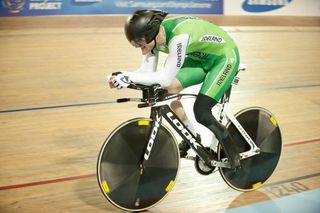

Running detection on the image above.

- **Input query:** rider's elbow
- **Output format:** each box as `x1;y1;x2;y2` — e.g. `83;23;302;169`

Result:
159;78;174;88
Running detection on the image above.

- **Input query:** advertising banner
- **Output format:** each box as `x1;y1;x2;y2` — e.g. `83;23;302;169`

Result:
224;0;320;16
0;0;224;16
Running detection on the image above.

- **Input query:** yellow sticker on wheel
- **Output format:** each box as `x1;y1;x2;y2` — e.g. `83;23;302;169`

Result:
252;182;262;189
270;116;277;126
165;180;174;192
138;120;150;126
102;180;110;193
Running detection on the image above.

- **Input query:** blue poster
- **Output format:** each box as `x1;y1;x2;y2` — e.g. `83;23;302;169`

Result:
0;0;223;16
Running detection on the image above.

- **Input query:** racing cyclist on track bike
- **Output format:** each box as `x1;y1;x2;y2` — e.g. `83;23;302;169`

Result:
107;9;241;169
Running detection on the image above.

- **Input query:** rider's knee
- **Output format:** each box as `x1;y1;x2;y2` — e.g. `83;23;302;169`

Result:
171;100;188;122
170;100;182;111
165;78;183;93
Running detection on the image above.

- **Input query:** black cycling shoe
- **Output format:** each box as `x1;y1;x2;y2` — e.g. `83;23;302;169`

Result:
179;133;201;158
179;140;190;158
220;134;241;169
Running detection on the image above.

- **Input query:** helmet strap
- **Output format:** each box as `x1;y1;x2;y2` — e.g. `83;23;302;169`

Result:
151;39;157;54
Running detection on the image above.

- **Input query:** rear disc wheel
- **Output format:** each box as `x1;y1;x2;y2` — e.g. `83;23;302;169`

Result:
218;107;282;191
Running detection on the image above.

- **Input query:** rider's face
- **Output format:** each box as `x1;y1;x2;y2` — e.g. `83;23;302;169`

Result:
131;38;155;55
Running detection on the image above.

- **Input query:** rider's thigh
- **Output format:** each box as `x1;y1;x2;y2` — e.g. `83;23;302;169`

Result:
200;48;239;100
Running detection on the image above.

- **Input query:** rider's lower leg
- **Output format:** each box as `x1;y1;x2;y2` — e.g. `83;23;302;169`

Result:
170;100;197;158
194;94;240;169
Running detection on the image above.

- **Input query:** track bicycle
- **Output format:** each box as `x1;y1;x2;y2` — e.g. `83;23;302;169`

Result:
97;67;282;212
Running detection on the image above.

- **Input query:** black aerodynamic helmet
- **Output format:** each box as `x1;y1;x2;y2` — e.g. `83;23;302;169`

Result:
124;9;168;44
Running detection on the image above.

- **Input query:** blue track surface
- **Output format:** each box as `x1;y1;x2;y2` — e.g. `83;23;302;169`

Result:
222;189;320;213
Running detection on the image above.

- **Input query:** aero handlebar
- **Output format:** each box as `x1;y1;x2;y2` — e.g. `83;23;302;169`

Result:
116;83;197;108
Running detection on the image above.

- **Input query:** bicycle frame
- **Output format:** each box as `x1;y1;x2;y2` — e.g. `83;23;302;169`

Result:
144;86;260;169
124;65;260;168
146;104;228;167
216;87;261;161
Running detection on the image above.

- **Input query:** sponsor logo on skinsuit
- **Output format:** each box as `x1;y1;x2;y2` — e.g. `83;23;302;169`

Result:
217;64;232;86
2;0;26;13
200;35;225;43
242;0;292;13
191;51;209;60
177;43;182;67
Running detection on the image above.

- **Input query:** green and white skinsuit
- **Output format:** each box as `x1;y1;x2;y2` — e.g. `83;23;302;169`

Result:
128;16;240;102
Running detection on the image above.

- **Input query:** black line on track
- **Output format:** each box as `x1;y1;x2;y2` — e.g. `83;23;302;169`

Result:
0;84;319;114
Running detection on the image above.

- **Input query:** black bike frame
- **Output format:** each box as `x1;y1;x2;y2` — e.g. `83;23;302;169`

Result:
142;84;235;165
144;104;208;163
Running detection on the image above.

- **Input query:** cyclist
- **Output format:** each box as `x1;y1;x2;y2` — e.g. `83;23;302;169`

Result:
108;10;240;169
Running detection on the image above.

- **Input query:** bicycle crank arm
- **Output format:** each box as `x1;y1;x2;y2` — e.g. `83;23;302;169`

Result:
184;156;231;168
211;158;232;168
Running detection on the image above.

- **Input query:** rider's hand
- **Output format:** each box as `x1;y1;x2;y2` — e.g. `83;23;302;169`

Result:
109;72;133;89
107;74;116;88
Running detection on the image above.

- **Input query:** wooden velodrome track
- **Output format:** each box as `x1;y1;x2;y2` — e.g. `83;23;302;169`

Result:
0;15;319;213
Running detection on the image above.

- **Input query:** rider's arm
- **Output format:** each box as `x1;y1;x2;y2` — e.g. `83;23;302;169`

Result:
127;34;189;87
134;51;159;73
